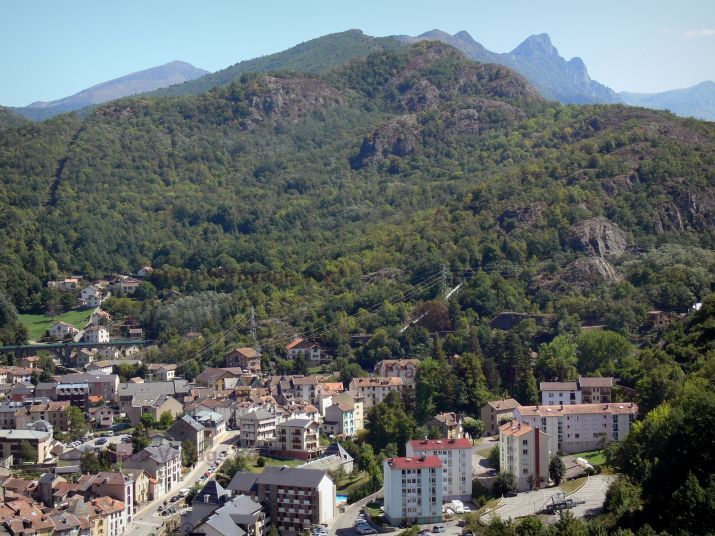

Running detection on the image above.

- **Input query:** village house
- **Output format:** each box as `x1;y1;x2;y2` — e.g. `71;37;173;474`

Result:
48;321;78;340
499;420;551;491
427;412;464;439
238;408;277;448
47;277;80;290
185;485;265;536
56;372;120;402
375;358;420;385
18;355;40;369
0;429;52;463
148;363;177;381
126;393;183;426
348;376;403;408
90;471;135;527
480;398;521;436
285;338;322;362
124;439;182;499
83;325;110;344
137;266;154;278
224;347;262;372
86;359;114;375
168;415;210;461
323;402;355;437
115;277;141;294
14;400;71;432
90;309;112;325
120;468;150;506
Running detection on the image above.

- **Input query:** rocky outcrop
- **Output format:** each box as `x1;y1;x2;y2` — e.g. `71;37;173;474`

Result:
569;217;629;258
655;189;715;233
531;256;623;293
352;115;421;168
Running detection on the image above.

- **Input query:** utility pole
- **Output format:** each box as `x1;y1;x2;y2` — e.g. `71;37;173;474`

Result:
250;306;260;352
440;264;451;298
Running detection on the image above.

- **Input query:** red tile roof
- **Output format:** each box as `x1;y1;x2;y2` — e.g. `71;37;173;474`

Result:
499;420;534;437
386;455;442;470
517;402;638;416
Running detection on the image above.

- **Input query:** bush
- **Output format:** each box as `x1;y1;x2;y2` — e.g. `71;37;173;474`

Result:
488;445;500;470
494;471;517;496
256;456;266;467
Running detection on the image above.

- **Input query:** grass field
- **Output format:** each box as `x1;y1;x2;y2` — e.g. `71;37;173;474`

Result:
560;476;588;494
246;454;304;473
336;471;371;495
19;309;93;340
572;449;607;466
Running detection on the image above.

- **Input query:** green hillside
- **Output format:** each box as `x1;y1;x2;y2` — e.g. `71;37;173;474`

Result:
150;29;403;98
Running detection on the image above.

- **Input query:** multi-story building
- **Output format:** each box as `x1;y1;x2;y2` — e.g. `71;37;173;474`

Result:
539;381;582;405
90;472;135;527
90;496;127;536
167;415;210;461
224;347;262;372
348;377;403;408
375;359;420;385
14;400;71;431
323;402;355;437
124;440;182;499
514;402;639;454
239;408;277;448
329;391;364;433
227;466;335;535
480;398;520;436
383;455;443;526
0;429;52;463
265;419;321;460
147;363;177;381
406;438;472;501
499;421;551;491
48;321;78;340
579;377;613;403
83;325;110;344
285;339;322;362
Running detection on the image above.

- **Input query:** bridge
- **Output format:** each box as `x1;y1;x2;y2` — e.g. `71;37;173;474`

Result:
0;339;149;359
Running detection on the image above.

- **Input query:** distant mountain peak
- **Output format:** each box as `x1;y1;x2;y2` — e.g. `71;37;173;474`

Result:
511;33;558;57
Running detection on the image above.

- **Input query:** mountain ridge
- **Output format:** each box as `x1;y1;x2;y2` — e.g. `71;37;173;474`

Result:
13;60;208;121
620;80;715;121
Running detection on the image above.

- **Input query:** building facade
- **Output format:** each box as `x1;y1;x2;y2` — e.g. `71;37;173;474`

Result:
499;421;551;492
480;399;520;436
406;438;472;501
383;456;443;526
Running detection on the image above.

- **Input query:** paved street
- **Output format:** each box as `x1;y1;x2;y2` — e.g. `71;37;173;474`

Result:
329;490;381;536
482;475;614;523
130;430;240;536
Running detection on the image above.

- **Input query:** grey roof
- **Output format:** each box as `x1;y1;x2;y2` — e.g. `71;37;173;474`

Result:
279;418;313;428
226;472;260;494
57;372;118;384
194;495;262;536
322;442;353;463
578;376;613;388
255;466;328;488
193;480;231;505
131;444;180;465
242;408;275;421
118;379;189;397
175;415;205;432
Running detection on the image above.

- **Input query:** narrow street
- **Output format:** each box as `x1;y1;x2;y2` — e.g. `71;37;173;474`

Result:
130;430;240;536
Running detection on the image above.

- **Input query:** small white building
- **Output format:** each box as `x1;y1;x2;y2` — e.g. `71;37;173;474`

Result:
499;421;551;492
405;438;473;501
285;338;322;362
539;381;582;405
84;325;110;344
383;455;443;526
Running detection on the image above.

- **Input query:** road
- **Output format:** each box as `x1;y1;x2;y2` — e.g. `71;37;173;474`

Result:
482;475;614;523
130;430;240;536
329;490;382;536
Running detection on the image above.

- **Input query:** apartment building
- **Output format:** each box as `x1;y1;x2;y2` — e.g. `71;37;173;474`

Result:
124;440;182;499
90;472;135;527
265;419;322;460
579;377;613;403
14;400;71;431
228;466;335;535
285;338;322;362
348;377;403;408
514;402;638;454
329;391;364;432
0;429;52;463
480;398;520;436
499;421;551;491
323;402;355;437
224;347;262;372
239;408;277;448
406;438;472;501
383;455;443;526
539;377;614;405
83;325;110;344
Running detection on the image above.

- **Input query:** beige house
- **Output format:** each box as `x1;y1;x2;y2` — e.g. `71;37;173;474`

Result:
224;347;261;372
239;408;276;448
0;429;52;463
121;468;150;506
375;358;420;385
265;418;321;460
285;338;322;362
348;377;403;408
127;394;183;426
427;412;464;439
49;321;78;340
579;377;613;403
148;363;177;381
15;400;71;432
480;398;520;436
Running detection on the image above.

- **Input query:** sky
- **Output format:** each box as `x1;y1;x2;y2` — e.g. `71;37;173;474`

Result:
1;0;714;106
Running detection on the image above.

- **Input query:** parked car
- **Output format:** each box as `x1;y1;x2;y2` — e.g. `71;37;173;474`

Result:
433;526;446;533
170;495;181;502
95;438;108;445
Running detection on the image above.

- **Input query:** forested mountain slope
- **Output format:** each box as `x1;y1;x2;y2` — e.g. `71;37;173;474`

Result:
1;42;714;337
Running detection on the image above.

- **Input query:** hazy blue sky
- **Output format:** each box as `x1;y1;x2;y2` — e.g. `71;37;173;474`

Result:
2;0;714;106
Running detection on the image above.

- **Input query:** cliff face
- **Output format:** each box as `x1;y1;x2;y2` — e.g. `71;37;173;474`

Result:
569;217;630;258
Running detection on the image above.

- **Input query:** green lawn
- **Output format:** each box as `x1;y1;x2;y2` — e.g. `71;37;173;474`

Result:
247;454;304;473
336;471;371;495
571;449;606;466
560;476;588;495
19;309;94;341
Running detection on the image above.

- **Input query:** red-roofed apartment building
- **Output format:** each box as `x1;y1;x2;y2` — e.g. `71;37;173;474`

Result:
499;421;551;491
406;438;473;501
383;455;443;526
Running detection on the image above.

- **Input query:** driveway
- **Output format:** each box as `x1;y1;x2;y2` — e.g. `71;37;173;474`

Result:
329;490;382;536
482;475;614;522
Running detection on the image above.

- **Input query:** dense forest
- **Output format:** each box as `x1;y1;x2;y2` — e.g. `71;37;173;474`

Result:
1;38;714;535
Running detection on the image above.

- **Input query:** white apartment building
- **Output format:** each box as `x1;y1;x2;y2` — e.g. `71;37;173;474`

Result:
499;421;551;491
405;438;472;501
348;377;403;408
239;408;277;448
383;455;443;526
124;442;182;499
514;402;639;454
84;325;110;344
539;381;582;405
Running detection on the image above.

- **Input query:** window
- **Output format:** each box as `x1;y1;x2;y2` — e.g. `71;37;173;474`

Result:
522;439;528;445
